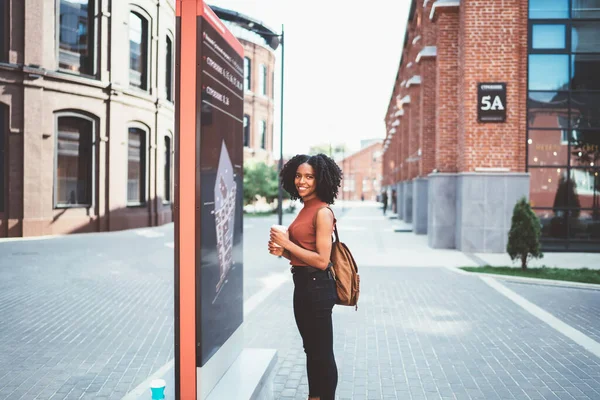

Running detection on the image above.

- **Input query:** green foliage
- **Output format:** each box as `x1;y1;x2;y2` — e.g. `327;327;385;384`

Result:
507;197;543;269
308;143;347;157
243;161;282;205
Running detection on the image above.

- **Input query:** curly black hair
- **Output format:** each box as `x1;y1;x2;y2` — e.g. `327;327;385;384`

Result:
279;153;343;204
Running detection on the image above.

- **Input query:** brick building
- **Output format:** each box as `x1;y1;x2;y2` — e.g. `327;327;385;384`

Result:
339;140;383;202
382;0;600;252
0;0;176;238
0;1;277;238
217;10;277;166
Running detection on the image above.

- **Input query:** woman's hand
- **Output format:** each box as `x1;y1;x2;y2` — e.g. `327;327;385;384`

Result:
268;241;285;256
270;227;290;249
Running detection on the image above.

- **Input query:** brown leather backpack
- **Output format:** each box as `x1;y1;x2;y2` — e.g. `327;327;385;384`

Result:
317;207;360;310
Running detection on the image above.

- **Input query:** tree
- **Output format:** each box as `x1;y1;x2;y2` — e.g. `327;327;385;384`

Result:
308;143;347;159
243;161;282;206
507;197;543;269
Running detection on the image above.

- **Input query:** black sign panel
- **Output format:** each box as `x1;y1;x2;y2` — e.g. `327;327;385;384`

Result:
196;16;244;368
477;83;506;123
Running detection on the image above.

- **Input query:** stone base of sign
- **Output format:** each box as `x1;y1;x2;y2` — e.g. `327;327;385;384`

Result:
160;348;277;400
206;348;278;400
413;177;428;235
402;180;413;224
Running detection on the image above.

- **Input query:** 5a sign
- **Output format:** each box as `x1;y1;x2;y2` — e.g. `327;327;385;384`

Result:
478;83;506;123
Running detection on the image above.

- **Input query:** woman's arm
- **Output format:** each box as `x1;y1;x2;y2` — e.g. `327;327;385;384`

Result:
270;208;334;270
268;241;292;260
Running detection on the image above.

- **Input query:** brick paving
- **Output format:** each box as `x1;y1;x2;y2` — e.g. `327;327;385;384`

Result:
0;228;175;400
245;266;600;400
504;281;600;344
242;203;600;400
2;203;600;400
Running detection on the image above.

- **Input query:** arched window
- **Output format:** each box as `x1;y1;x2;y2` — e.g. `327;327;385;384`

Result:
58;0;96;75
244;57;251;92
165;34;174;102
54;112;96;207
129;11;149;90
0;0;8;63
127;126;148;204
243;114;250;147
164;133;172;203
259;64;267;96
259;120;266;149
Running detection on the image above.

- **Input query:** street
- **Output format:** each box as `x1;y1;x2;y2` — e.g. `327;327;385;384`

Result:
0;202;599;399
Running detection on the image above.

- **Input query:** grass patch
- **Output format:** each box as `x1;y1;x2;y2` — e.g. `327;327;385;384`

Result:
460;266;600;285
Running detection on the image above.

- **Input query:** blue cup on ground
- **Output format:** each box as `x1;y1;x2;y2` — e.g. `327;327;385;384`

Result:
150;379;166;400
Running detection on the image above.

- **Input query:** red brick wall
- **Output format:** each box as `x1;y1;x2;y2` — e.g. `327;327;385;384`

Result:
408;84;421;180
382;0;528;186
419;0;438;176
420;58;436;176
393;124;401;183
457;0;528;172
435;8;460;173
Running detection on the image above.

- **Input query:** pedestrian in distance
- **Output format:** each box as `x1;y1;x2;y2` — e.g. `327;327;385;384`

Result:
268;153;342;400
381;190;388;216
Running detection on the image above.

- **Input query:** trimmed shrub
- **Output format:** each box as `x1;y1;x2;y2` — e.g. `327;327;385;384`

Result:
507;197;543;269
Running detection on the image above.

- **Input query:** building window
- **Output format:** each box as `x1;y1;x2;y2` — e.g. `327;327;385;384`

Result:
244;57;251;91
243;114;250;147
528;1;600;251
0;105;5;213
166;35;174;101
572;0;600;18
271;71;275;99
55;114;94;207
58;0;95;75
164;135;172;203
129;12;149;90
259;64;267;96
529;0;568;19
0;0;7;63
128;127;147;204
259;120;266;149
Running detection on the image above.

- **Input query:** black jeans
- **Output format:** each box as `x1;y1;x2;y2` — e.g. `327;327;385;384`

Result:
292;266;338;400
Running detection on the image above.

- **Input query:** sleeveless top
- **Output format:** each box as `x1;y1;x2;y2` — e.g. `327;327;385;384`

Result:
287;197;336;267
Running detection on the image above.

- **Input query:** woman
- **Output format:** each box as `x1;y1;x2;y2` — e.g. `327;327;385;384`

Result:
268;153;342;400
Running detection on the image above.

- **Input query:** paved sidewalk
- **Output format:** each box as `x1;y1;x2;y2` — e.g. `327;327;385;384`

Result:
243;203;600;400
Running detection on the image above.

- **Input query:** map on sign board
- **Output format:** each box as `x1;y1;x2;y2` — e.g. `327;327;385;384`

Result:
213;140;236;299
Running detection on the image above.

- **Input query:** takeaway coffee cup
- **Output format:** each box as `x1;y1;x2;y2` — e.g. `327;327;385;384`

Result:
270;224;288;248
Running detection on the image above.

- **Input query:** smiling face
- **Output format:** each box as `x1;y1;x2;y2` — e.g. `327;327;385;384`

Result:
294;163;317;201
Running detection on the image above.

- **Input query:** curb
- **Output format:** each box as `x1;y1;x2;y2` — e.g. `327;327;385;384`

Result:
451;267;600;291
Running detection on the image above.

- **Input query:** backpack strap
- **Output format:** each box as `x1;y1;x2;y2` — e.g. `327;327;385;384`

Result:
313;206;339;242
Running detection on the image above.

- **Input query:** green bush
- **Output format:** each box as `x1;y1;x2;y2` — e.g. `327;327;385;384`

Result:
507;197;543;269
243;161;289;206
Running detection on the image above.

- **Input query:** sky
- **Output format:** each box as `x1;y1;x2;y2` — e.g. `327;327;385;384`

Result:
208;0;411;158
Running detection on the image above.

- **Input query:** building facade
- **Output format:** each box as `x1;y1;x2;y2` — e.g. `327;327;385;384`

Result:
220;17;276;166
0;0;176;237
339;140;383;202
382;0;600;252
